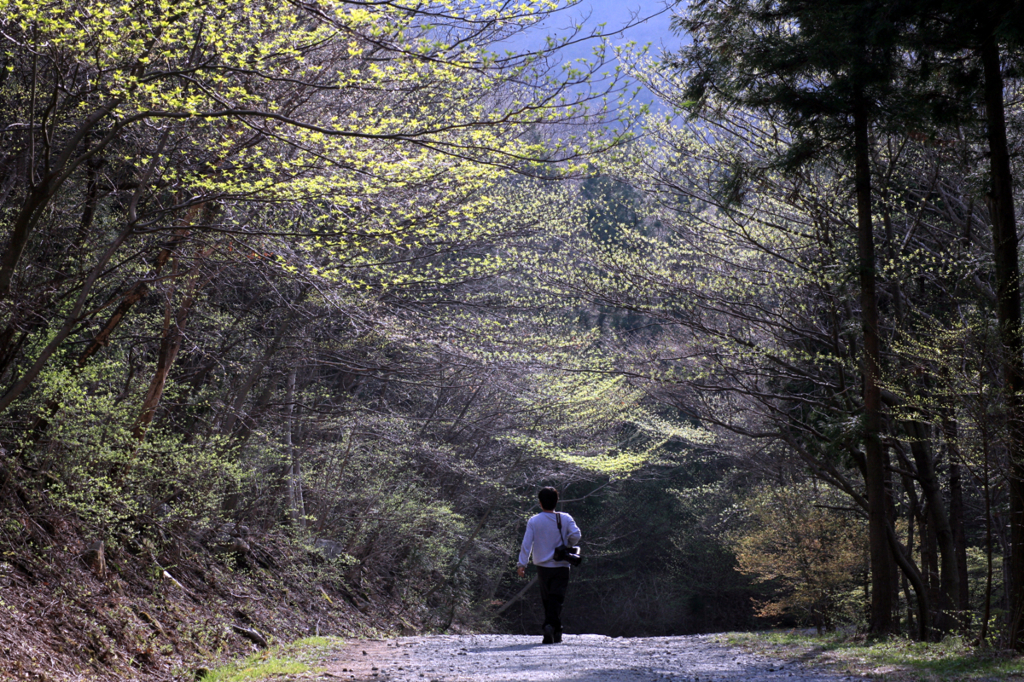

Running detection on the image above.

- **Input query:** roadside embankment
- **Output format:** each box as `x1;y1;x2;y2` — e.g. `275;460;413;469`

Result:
0;527;415;682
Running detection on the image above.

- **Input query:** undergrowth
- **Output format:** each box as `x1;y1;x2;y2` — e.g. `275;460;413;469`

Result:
721;630;1024;680
198;636;339;681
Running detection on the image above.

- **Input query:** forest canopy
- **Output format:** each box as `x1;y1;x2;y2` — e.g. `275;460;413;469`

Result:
3;0;1024;676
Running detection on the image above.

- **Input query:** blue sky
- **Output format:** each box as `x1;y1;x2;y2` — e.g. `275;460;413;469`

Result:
506;1;685;110
497;1;682;62
556;0;681;55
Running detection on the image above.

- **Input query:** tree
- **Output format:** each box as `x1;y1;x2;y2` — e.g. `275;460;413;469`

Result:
0;0;665;643
732;481;868;632
0;0;635;415
671;0;927;635
908;0;1024;646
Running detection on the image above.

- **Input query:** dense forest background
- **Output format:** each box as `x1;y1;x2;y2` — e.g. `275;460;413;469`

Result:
3;0;1024;678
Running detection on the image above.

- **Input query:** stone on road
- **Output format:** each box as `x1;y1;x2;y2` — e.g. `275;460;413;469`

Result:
323;634;857;682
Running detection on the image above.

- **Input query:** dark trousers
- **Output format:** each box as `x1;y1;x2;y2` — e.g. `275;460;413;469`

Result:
536;566;570;635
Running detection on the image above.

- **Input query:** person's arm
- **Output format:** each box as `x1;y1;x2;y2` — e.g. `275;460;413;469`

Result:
566;515;581;547
516;520;534;576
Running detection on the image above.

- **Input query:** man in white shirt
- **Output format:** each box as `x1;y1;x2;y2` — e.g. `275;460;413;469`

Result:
516;486;582;644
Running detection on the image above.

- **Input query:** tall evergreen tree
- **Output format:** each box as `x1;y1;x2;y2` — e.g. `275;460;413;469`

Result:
911;0;1024;646
672;0;926;635
838;0;1024;644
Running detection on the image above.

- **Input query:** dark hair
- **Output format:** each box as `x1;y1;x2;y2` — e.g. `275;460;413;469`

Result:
538;487;558;511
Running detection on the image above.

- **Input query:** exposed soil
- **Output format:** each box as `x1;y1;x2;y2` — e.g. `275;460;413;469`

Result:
318;635;861;682
0;522;413;682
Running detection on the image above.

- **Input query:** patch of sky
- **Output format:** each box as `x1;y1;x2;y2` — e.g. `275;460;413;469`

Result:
496;0;688;117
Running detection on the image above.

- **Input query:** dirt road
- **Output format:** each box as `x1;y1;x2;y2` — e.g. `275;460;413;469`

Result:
320;634;858;682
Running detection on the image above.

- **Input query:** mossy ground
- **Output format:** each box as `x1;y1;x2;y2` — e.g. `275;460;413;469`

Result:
719;631;1024;681
198;637;338;682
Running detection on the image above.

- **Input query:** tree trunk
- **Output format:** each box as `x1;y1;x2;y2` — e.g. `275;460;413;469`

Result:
132;247;206;439
886;520;930;640
902;493;917;634
285;368;305;529
133;287;185;439
940;406;970;618
905;420;960;635
944;414;970;628
980;33;1024;649
854;94;894;635
923;510;940;632
885;461;902;625
78;229;189;366
981;420;995;643
895;445;931;641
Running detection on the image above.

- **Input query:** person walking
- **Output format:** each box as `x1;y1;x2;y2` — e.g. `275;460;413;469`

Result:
516;486;581;644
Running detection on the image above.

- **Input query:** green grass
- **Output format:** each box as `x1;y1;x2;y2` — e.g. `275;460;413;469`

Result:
201;658;308;682
199;636;340;681
719;631;1024;681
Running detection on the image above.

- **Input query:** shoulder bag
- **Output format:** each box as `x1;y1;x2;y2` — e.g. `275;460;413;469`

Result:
552;512;582;566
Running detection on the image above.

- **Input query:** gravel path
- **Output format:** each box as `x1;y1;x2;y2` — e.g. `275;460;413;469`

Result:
323;635;859;682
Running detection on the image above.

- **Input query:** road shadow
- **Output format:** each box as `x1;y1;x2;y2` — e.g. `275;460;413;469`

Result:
464;643;549;653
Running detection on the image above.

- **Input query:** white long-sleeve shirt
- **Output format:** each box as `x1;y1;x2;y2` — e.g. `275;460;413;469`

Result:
517;511;581;568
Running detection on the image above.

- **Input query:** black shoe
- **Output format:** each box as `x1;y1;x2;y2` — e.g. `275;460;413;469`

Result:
542;624;554;644
553;631;562;644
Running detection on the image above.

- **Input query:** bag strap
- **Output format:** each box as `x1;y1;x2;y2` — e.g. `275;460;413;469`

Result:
555;512;565;545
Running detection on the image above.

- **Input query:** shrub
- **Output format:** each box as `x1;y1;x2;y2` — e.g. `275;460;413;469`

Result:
730;480;868;632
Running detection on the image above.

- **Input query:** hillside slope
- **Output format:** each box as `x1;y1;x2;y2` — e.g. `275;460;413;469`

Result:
0;520;414;682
